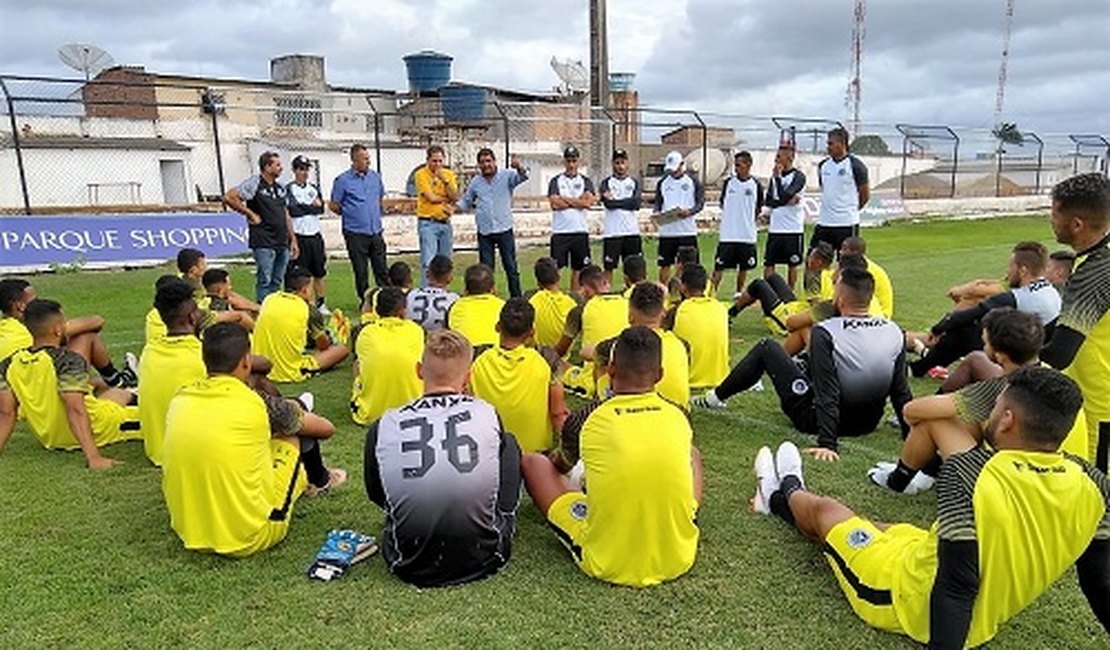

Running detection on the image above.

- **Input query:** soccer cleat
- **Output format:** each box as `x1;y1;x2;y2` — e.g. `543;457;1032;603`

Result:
775;441;805;490
298;392;315;413
305;467;348;498
111;353;139;388
751;446;778;515
906;472;936;495
867;463;896;490
691;389;728;411
747;379;765;393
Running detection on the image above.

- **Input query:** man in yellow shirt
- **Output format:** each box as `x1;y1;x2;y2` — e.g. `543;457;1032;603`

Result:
145;274;237;344
138;278;207;467
623;282;690;408
162;322;340;557
522;326;703;587
351;287;425;426
751;367;1110;647
525;257;579;349
840;236;893;318
673;263;729;389
252;266;349;382
0;299;139;469
472;298;569;453
413;145;460;282
555;265;628;360
621;254;648;297
0;279;33;362
177;248;260;315
446;264;505;350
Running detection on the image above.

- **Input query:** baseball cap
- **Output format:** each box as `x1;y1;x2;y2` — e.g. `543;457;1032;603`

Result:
612;148;628;161
291;155;312;169
663;150;683;172
563;145;580;160
777;139;796;151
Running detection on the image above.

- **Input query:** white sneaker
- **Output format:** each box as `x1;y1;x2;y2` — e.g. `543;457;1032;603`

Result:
747;379;765;393
317;303;332;317
752;446;778;515
906;472;936;495
775;441;805;489
298;392;315;412
867;463;895;489
566;460;586;491
125;351;139;377
691;389;728;411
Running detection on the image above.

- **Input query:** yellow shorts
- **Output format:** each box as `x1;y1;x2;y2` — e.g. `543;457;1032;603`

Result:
547;491;589;563
765;301;809;336
228;438;307;558
823;517;926;635
85;396;141;447
561;362;597;399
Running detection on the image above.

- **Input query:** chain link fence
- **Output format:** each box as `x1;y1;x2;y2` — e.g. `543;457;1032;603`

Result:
2;73;1107;215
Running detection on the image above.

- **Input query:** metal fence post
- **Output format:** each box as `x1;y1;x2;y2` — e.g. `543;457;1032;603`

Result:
207;97;228;210
693;111;707;184
899;135;908;200
492;101;510;164
950;133;960;199
0;77;32;214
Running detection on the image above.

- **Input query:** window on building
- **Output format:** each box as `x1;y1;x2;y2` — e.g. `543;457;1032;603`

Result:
275;95;322;128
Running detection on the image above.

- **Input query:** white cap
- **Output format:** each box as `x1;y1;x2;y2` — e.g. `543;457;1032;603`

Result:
664;150;684;173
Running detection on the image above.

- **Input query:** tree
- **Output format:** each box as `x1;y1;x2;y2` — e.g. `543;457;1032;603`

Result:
850;135;891;156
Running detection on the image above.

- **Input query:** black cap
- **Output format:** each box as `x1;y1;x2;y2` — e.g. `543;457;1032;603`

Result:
612;148;628;161
563;146;580;159
291;155;311;169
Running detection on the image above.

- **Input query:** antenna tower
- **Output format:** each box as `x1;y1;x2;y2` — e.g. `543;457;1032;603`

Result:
994;0;1015;127
846;0;866;138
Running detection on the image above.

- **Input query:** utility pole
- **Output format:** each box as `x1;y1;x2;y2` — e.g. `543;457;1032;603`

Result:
589;0;609;109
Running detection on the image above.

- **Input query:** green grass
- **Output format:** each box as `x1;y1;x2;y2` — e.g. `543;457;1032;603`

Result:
1;214;1105;648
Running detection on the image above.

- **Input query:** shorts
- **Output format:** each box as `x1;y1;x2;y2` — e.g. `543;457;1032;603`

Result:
822;517;926;636
764;233;805;266
602;235;643;271
547;491;590;564
294;233;327;278
228;438;307;558
657;236;699;268
85;396;141;447
551;233;592;271
810;224;859;254
765;300;810;336
561;361;597;399
714;242;757;271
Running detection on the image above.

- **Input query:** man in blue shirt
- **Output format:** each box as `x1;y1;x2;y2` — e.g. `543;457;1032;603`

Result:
328;143;388;302
458;148;528;297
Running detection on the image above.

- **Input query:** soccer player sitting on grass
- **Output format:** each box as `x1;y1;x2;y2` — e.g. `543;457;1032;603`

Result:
616;282;690;409
361;261;414;327
750;367;1110;648
471;298;569;453
777;254;886;356
446;263;505;350
252;266;349;383
406;254;459;332
177;248;260;314
727;243;836;332
351;287;425;426
364;330;522;587
1;278;137;388
162;323;342;558
839;236;893;318
694;267;912;462
525;257;579;350
0;299;139;469
554;264;627;360
146;274;248;343
672;263;730;390
522;326;703;588
620;253;648;298
869;308;1090;494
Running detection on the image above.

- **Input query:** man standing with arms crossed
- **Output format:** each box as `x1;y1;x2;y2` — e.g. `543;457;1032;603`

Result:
286;155;329;314
458;148;528;297
598;149;643;286
812;127;869;254
548;146;596;293
654;151;705;286
413;145;459;285
225;151;299;302
763;141;807;291
330;143;388;303
713;151;763;299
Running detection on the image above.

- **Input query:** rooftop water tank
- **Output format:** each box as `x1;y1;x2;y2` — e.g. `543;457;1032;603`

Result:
403;50;453;95
440;83;487;123
609;72;635;92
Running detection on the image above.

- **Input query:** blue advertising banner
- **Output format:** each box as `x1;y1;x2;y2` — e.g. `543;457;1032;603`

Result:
0;212;249;271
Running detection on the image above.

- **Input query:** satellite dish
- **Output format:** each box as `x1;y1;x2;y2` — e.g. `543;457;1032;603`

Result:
550;56;589;95
58;43;115;81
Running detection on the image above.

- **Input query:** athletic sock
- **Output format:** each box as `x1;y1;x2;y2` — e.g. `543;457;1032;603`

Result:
727;304;740;318
97;362;120;383
921;455;943;478
300;439;330;487
886;460;917;492
769;474;804;525
316;297;325;307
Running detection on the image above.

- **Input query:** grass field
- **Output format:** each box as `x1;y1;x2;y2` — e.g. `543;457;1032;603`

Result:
1;214;1105;649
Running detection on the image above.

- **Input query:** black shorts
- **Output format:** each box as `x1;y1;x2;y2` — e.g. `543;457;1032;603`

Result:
810;224;859;254
764;233;805;267
602;235;643;270
714;242;757;271
657;236;699;268
550;233;591;271
294;233;327;277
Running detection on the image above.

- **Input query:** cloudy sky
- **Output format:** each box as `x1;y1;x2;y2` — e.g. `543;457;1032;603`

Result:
1;0;1107;137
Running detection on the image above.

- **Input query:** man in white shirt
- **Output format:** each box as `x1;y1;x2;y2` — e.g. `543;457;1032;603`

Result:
286;155;329;314
812;127;870;254
599;149;643;285
763;142;808;290
713;151;764;299
654;151;705;285
547;146;596;292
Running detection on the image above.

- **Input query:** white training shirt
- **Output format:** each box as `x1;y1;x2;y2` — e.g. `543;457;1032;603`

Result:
548;173;595;234
719;175;763;244
286;182;322;236
599;175;641;237
767;169;806;234
817;155;869;227
655;173;702;238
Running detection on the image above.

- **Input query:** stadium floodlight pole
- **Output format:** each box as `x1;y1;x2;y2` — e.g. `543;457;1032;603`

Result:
0;77;32;214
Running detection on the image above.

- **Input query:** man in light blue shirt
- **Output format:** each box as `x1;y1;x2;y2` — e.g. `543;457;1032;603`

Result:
328;143;388;302
458;148;528;297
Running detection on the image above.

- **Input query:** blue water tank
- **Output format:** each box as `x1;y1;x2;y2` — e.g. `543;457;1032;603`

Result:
403;50;452;94
609;72;635;91
440;84;487;123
